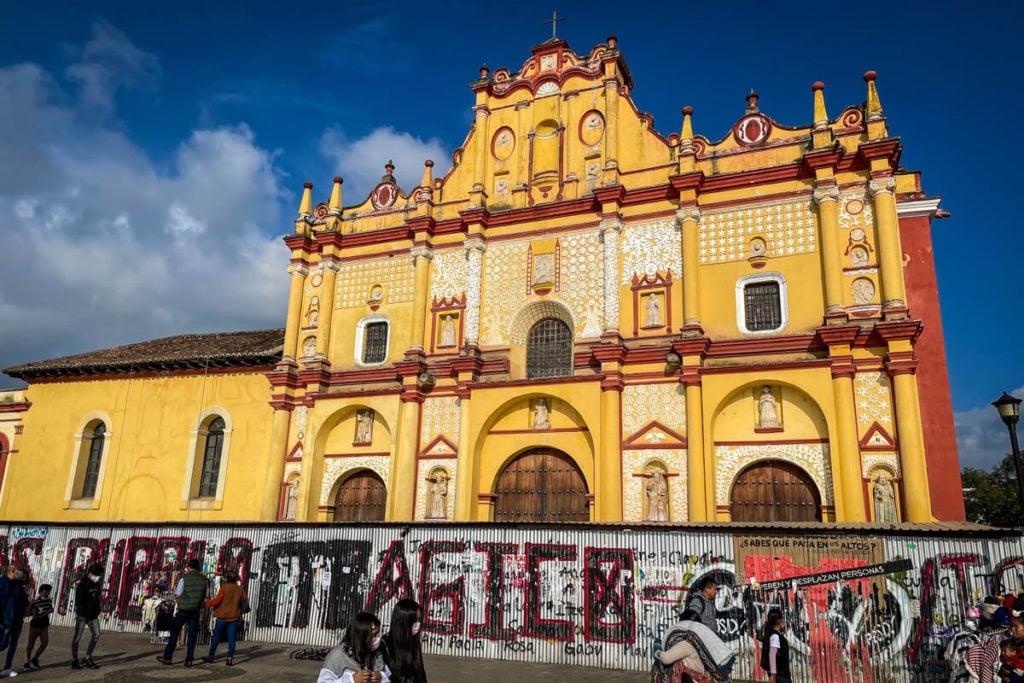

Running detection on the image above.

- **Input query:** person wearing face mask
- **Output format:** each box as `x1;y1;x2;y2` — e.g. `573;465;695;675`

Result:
318;612;389;683
70;563;104;670
382;599;427;683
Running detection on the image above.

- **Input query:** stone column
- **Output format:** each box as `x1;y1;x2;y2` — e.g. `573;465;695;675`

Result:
831;366;867;521
262;407;293;520
598;374;624;520
869;177;907;313
463;238;486;346
683;378;707;521
314;259;340;359
677;207;702;330
409;247;434;351
282;264;308;360
813;185;846;318
599;218;622;333
472;105;490;196
602;79;619;184
889;360;932;521
390;389;423;521
452;391;474;519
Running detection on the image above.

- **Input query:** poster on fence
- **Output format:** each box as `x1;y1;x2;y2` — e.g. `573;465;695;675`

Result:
733;534;887;593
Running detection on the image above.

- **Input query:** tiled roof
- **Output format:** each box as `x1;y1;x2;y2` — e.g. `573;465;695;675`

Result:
4;329;284;380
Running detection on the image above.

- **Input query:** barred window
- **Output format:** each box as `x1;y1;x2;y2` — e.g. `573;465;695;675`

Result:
362;322;389;364
198;417;225;498
526;319;573;379
80;422;106;499
743;281;783;331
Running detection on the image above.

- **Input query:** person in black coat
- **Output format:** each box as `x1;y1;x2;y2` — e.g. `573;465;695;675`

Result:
0;565;29;677
71;563;104;670
381;599;427;683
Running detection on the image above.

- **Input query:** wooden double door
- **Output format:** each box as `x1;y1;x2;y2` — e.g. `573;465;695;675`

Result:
493;448;590;522
333;470;387;522
730;460;822;522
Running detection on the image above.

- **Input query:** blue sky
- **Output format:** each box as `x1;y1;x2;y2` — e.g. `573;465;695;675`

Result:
0;1;1021;468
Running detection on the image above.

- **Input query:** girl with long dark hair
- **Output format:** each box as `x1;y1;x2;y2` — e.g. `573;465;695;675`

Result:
319;612;389;683
381;599;427;683
760;608;791;683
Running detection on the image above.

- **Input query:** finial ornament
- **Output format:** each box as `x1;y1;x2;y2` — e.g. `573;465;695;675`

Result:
328;177;343;216
382;160;395;182
812;81;828;132
542;11;567;39
298;182;313;219
864;70;883;120
745;89;760;114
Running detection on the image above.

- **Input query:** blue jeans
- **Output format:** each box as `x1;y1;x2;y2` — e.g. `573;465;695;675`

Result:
162;610;200;662
208;619;238;658
3;618;23;669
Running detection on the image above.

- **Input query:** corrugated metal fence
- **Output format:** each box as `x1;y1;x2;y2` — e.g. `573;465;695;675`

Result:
3;522;1021;680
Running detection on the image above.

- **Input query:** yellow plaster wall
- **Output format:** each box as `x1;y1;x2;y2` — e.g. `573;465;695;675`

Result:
2;373;274;522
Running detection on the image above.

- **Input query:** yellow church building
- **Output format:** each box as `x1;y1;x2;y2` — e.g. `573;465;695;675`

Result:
1;36;965;525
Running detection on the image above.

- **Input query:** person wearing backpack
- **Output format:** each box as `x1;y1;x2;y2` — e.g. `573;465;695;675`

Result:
201;570;247;666
760;608;791;683
155;559;208;666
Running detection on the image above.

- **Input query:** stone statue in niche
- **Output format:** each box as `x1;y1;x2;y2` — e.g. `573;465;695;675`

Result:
646;469;669;522
533;398;550;430
750;237;767;258
370;286;383;302
440;314;457;347
284;478;299;521
355;409;374;444
303;336;317;358
852;278;876;304
645;293;662;327
533;253;555;286
873;473;898;523
758;386;780;429
850;246;869;267
429;470;449;519
306;296;320;327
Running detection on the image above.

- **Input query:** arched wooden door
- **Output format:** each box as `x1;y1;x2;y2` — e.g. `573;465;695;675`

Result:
333;470;387;522
730;460;822;522
493;449;589;522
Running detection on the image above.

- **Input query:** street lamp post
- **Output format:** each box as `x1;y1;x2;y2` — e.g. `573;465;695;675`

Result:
991;391;1024;517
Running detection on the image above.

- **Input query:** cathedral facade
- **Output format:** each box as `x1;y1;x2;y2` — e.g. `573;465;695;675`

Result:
1;37;964;524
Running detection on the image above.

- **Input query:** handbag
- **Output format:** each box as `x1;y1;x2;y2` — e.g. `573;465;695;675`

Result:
238;596;251;615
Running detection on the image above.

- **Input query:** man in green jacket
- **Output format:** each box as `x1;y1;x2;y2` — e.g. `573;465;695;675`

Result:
155;559;208;666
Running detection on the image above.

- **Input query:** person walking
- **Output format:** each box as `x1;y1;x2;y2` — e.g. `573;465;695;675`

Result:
381;599;427;683
760;608;791;683
22;583;53;672
685;577;720;636
0;565;29;678
70;563;103;670
318;612;389;683
201;570;246;666
155;559;208;667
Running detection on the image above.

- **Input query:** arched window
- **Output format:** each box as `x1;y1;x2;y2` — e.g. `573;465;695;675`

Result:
80;422;106;499
354;315;391;366
526;318;573;379
197;417;225;498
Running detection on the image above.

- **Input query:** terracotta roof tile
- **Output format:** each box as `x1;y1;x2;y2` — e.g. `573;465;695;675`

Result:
4;329;284;379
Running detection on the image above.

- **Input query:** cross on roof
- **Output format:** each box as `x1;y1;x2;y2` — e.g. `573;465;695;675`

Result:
542;11;566;39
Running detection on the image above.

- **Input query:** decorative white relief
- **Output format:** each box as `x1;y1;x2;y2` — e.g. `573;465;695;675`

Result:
293;405;309;441
623;384;686;437
622;449;687;522
715;443;833;506
420;396;460;447
862;454;900;478
430;249;468;300
699;199;817;265
854;372;894;430
464;240;486;343
560;230;604;335
838;188;874;233
319;456;391;505
620;219;682;284
481;241;527;346
336;258;414;308
415;459;457;520
601;222;622;331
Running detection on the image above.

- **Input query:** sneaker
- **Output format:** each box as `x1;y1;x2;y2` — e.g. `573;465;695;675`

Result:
71;660;82;670
0;670;18;678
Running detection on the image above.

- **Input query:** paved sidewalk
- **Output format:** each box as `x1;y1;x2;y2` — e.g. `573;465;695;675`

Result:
7;626;647;681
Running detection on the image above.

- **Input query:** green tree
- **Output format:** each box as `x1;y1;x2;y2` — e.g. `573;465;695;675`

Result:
962;452;1024;527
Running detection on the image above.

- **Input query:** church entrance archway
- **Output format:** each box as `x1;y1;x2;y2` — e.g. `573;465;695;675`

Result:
333;470;386;522
730;460;821;522
493;448;589;522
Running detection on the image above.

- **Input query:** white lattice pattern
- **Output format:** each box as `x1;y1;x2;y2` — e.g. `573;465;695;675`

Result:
420;397;460;446
622;449;687;522
335;258;414;309
715;443;833;506
855;372;893;429
622;383;686;437
699;199;817;264
621;220;682;284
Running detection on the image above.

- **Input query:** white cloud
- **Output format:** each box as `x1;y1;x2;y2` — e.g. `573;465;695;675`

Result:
319;126;449;200
0;29;289;384
955;385;1024;470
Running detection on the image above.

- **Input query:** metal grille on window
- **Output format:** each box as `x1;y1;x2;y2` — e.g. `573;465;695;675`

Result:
362;322;389;364
80;422;105;499
744;281;782;331
198;417;225;498
526;318;573;379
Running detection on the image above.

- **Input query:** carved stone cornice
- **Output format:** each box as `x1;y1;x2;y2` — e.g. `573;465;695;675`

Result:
287;264;309;277
463;237;486;254
675;206;701;224
868;177;897;197
410;246;434;263
812;185;841;205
